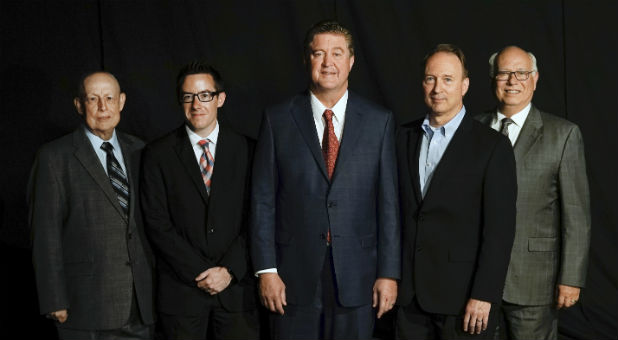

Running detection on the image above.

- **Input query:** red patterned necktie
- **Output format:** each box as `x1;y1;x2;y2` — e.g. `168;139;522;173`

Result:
322;109;339;244
198;139;214;194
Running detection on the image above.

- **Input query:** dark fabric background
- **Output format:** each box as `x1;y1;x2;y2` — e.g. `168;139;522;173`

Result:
1;1;616;339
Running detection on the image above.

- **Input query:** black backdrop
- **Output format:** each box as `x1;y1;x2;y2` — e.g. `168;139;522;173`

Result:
1;1;616;339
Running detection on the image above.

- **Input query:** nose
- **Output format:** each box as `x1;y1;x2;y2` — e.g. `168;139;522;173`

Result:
98;98;107;111
322;53;332;66
433;79;443;93
191;94;201;109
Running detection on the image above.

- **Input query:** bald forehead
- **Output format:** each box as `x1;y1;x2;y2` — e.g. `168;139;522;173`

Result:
83;72;121;93
497;47;532;68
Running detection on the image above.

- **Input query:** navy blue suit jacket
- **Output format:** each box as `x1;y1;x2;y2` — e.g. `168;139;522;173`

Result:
251;91;401;307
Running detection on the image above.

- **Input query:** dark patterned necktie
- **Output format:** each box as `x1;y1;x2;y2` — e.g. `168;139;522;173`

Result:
198;139;214;194
101;142;129;217
322;109;340;179
322;109;339;244
500;118;514;138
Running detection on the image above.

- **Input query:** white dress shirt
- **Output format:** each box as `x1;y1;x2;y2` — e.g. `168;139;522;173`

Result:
185;122;219;166
490;103;531;145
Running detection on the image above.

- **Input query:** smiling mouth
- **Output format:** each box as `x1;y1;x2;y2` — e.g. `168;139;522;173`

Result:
505;90;521;94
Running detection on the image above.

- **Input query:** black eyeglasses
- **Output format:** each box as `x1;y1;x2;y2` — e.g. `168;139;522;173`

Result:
495;70;535;81
180;91;220;103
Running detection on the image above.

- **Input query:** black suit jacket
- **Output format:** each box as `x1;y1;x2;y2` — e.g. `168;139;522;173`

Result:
396;114;517;315
140;125;255;315
29;127;155;330
251;92;400;307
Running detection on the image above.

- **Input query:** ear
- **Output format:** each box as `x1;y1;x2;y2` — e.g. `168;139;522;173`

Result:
349;55;355;70
74;97;84;116
461;77;470;96
217;91;226;108
531;71;539;91
118;92;126;112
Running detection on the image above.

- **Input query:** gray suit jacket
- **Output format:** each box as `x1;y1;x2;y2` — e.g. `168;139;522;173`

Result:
28;127;155;330
476;105;591;305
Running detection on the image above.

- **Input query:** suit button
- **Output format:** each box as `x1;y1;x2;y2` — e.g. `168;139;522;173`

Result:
127;232;133;239
208;228;214;233
328;201;337;208
125;261;132;266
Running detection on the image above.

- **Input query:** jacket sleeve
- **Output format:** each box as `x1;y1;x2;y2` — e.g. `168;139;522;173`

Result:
557;126;591;287
28;148;70;315
470;135;517;303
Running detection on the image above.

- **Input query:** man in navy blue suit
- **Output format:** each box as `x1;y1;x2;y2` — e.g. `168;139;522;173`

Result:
250;20;401;339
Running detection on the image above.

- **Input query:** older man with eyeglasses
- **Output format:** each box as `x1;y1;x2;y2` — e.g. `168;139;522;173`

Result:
476;46;591;340
140;61;259;339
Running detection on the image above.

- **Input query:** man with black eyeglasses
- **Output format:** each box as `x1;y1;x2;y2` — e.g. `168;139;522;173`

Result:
140;61;259;339
475;46;591;340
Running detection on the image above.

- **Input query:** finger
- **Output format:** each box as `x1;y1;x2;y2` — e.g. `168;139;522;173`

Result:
556;295;565;309
372;288;378;308
482;312;489;331
476;318;483;334
281;288;287;307
463;313;470;332
274;298;285;315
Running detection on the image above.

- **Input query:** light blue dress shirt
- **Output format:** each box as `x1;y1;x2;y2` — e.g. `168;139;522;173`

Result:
419;106;466;197
84;126;127;176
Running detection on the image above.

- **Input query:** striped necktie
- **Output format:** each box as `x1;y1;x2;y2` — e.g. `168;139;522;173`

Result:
100;142;129;217
198;139;214;194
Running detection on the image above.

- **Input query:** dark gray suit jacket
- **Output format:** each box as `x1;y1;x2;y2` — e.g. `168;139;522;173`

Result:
476;105;591;305
28;127;155;330
251;91;401;307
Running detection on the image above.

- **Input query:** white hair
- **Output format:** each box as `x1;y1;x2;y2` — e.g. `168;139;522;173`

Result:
489;47;538;77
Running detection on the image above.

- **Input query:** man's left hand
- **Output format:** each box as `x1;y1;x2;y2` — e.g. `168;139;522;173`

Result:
372;278;397;319
195;266;233;295
463;298;491;334
556;284;580;309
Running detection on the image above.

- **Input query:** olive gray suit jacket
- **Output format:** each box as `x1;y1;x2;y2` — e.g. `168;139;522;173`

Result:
476;105;591;305
28;127;155;330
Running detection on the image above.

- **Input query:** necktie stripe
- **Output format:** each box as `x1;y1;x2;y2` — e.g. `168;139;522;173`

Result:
101;142;130;217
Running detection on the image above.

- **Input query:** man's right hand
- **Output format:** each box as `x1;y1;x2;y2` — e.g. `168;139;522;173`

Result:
48;309;68;323
259;273;286;315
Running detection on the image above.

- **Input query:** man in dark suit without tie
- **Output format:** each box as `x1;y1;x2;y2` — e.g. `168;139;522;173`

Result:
140;61;259;339
251;20;401;339
395;44;517;339
29;72;155;339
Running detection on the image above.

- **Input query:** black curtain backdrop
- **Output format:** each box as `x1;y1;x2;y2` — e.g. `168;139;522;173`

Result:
1;1;616;339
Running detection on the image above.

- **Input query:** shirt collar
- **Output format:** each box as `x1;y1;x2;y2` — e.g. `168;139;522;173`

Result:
310;90;348;123
497;102;531;127
84;125;121;150
422;105;466;139
186;121;219;146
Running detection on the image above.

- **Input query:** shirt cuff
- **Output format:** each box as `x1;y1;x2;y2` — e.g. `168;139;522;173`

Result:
255;268;277;277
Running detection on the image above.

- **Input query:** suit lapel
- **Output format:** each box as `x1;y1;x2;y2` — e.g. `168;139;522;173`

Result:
207;126;234;206
332;95;363;183
513;105;542;161
290;94;329;181
72;128;127;221
421;116;472;202
406;126;423;204
173;127;210;204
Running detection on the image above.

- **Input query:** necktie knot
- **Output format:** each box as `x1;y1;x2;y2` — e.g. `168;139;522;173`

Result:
323;109;334;122
198;139;212;149
500;118;514;137
101;141;114;153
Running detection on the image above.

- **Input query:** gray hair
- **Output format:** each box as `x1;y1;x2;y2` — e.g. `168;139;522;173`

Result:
488;47;538;77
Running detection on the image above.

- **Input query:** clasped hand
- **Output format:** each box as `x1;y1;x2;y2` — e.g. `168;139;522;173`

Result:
195;266;233;295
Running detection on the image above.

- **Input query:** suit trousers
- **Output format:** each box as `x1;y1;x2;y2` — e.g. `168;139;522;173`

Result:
270;246;374;340
396;297;500;340
159;292;259;340
498;301;557;340
57;292;153;340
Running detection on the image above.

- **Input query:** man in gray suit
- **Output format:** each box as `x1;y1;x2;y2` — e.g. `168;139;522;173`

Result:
476;46;591;340
29;72;155;339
